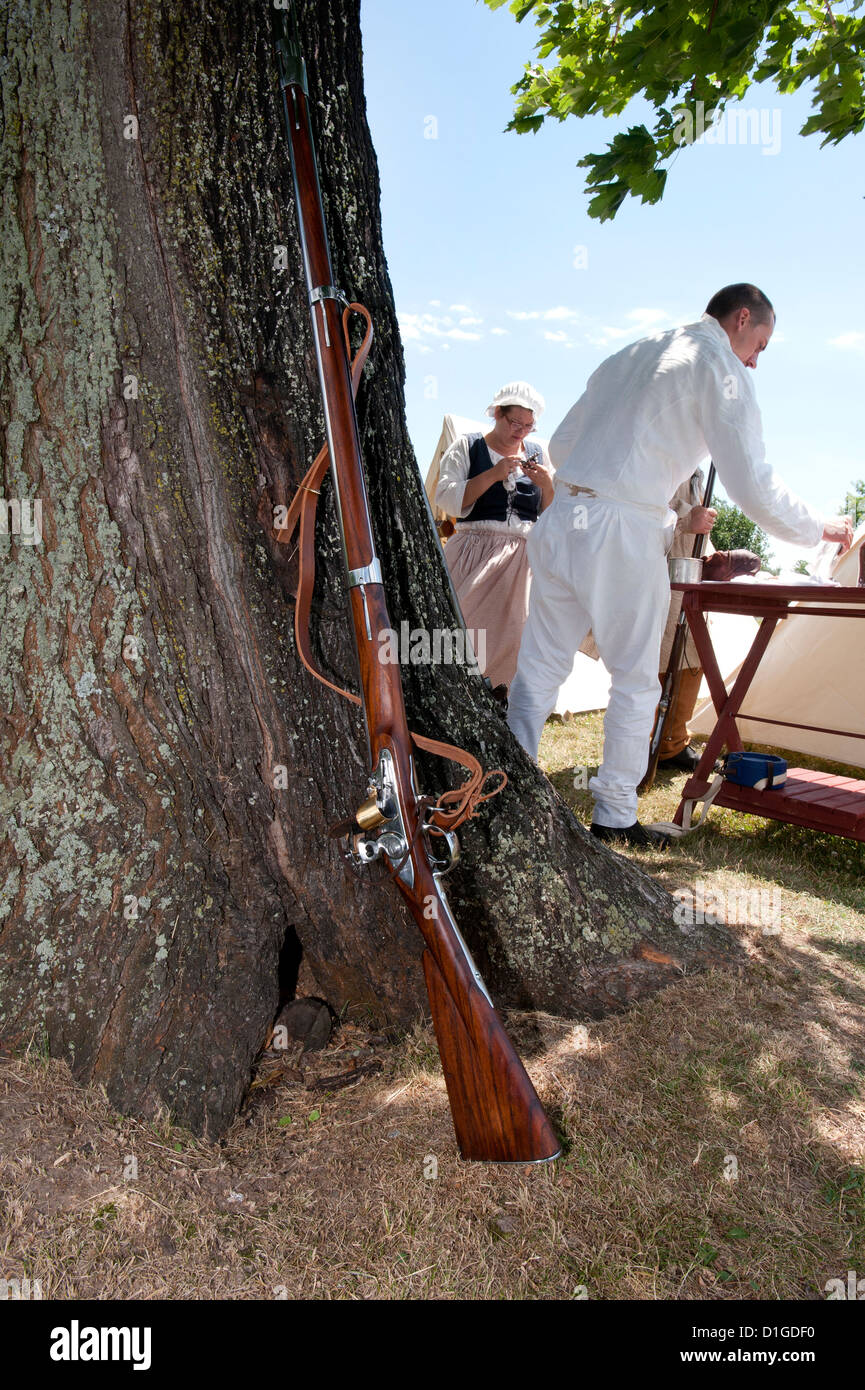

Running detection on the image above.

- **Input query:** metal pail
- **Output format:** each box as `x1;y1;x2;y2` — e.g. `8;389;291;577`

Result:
668;555;704;583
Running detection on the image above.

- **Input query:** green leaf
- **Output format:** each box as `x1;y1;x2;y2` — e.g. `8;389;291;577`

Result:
585;182;629;223
483;0;865;220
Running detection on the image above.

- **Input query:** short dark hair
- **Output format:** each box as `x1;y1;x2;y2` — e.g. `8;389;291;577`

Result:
705;283;775;325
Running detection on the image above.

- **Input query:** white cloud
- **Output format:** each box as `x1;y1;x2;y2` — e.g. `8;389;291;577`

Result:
397;310;483;344
626;307;670;327
586;326;631;348
583;308;680;350
459;315;483;326
490;327;509;336
828;331;865;352
449;303;470;312
544;330;569;342
507;305;669;346
506;306;581;322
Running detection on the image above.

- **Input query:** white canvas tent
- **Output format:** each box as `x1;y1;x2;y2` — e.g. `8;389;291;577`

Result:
689;525;865;768
423;413;487;525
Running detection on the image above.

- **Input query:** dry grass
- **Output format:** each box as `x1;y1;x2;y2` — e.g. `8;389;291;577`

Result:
1;715;863;1300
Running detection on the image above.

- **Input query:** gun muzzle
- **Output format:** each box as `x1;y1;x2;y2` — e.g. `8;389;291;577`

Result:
275;5;307;92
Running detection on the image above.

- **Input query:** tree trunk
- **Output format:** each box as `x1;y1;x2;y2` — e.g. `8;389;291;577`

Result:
0;0;738;1137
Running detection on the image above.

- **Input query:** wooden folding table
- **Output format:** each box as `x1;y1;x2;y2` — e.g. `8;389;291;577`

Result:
670;580;865;842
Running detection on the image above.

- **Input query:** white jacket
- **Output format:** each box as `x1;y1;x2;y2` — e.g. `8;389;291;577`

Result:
549;314;824;546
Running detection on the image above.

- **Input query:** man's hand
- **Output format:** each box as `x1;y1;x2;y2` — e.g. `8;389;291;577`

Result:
822;516;854;555
684;504;718;535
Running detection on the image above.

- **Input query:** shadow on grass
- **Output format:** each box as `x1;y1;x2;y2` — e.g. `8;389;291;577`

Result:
2;898;863;1300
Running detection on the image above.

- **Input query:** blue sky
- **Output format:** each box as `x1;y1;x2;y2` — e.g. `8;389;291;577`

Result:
360;0;864;564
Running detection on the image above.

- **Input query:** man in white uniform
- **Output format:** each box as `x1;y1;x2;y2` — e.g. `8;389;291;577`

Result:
506;284;853;847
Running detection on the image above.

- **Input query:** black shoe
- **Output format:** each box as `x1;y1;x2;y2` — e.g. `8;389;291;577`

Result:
591;820;670;849
658;744;701;772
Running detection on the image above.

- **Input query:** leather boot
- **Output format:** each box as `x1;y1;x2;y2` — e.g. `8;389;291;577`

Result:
658;666;704;760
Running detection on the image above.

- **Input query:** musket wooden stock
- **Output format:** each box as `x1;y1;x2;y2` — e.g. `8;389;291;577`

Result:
275;16;559;1163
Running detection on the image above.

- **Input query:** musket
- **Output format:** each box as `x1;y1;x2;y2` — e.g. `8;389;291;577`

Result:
273;10;559;1163
639;463;716;794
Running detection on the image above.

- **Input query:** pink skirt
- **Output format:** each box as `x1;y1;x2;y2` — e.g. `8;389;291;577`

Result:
444;528;531;690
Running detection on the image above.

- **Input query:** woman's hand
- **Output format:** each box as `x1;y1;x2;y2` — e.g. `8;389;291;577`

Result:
461;453;522;509
490;452;524;483
523;456;555;509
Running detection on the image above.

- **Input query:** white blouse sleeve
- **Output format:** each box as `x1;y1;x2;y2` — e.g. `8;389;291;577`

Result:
434;435;474;519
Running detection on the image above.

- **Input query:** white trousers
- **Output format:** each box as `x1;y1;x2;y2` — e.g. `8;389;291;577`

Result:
507;492;670;828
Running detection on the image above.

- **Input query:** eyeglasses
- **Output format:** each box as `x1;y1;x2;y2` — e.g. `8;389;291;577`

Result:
505;418;535;433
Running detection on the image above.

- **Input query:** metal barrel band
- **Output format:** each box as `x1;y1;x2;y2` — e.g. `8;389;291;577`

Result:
310;285;349;309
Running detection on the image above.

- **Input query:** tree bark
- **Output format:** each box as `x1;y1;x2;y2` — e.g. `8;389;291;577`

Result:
0;0;738;1137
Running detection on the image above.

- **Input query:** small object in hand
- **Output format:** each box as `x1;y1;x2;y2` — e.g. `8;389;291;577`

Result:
702;549;761;582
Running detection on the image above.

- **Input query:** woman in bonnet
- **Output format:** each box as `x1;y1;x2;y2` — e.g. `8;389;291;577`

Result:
435;381;554;693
